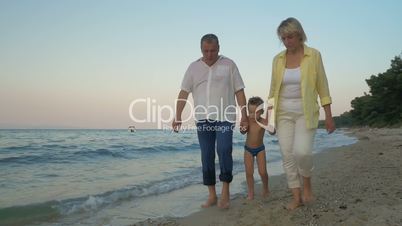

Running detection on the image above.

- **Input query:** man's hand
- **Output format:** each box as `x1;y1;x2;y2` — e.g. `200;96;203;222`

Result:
172;90;189;133
240;116;249;134
172;118;182;133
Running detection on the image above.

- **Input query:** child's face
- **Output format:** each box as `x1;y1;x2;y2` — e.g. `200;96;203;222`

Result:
248;104;263;120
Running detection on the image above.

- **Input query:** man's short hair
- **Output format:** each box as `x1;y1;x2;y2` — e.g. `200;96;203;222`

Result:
201;33;219;46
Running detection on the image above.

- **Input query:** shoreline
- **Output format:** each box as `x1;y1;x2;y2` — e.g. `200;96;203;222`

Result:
132;128;402;226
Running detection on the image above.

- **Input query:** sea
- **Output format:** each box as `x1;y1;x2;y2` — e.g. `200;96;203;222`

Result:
0;129;357;226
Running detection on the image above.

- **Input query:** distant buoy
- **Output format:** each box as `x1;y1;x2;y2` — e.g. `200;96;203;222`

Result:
128;126;136;132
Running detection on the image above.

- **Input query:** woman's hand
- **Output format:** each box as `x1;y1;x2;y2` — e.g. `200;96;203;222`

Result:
325;117;336;134
323;104;335;134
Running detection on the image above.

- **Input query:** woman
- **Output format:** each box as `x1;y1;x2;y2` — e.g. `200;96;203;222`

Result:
268;17;336;210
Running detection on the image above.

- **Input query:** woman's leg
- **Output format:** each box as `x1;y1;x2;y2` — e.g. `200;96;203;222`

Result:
277;111;303;209
294;114;316;203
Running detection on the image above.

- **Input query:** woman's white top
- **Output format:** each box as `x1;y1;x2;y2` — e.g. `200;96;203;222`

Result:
279;67;303;113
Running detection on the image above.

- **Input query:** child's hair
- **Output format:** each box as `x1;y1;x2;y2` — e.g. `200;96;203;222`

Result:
248;96;264;113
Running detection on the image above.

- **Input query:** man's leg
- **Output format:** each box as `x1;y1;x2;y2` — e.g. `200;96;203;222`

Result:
197;121;217;207
216;121;234;209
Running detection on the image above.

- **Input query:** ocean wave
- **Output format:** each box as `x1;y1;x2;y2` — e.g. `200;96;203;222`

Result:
132;143;200;153
0;154;50;164
42;144;78;149
1;145;39;151
0;142;202;164
12;169;204;220
57;161;250;216
0;201;61;226
2;159;248;222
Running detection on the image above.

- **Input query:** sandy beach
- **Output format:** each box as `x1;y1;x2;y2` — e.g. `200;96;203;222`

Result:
133;128;402;226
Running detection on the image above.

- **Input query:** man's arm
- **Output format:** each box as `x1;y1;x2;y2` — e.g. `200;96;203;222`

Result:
235;89;248;134
172;90;189;132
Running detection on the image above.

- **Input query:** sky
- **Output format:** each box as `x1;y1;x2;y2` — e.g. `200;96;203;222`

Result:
1;0;402;129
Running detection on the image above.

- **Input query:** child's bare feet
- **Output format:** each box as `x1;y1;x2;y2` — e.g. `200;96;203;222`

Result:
286;199;303;210
247;192;254;200
262;188;270;199
218;197;230;209
201;196;217;208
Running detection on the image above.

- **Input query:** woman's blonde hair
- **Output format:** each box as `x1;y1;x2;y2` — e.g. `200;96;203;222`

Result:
277;17;307;43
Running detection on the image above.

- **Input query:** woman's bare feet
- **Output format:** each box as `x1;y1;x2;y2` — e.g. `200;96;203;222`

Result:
286;199;303;210
303;191;315;204
201;196;217;208
302;176;314;204
286;187;303;210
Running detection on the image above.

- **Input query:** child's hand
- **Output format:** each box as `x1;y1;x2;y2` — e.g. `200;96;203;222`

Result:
261;118;268;126
240;126;247;134
267;126;276;135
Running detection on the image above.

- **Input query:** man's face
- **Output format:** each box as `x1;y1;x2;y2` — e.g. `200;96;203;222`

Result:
201;41;219;66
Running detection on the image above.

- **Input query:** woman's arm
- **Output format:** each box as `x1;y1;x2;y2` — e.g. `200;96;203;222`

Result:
323;104;336;134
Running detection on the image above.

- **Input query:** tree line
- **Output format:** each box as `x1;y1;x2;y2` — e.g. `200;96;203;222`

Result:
322;54;402;128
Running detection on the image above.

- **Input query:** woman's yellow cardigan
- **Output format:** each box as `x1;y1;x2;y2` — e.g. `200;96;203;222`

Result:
268;45;332;129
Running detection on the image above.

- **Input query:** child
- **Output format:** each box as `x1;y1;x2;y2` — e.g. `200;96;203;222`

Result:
244;96;270;200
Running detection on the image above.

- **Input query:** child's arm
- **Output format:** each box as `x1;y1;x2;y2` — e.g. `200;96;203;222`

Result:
266;107;276;135
262;110;269;126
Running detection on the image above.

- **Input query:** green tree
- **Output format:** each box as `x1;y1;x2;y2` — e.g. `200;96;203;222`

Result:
349;55;402;127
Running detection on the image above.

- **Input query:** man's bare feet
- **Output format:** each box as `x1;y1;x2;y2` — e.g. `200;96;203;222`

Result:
218;197;230;209
286;199;303;210
201;196;217;208
218;182;230;209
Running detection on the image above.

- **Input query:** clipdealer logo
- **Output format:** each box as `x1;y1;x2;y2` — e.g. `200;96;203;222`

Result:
128;97;275;132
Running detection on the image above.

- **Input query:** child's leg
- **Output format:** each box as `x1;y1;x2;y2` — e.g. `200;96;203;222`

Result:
256;150;270;198
244;151;255;200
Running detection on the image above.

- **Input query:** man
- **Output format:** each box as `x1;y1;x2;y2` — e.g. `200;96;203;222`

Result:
172;34;248;209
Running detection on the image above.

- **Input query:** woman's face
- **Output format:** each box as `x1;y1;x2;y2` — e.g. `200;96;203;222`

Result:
281;32;302;51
